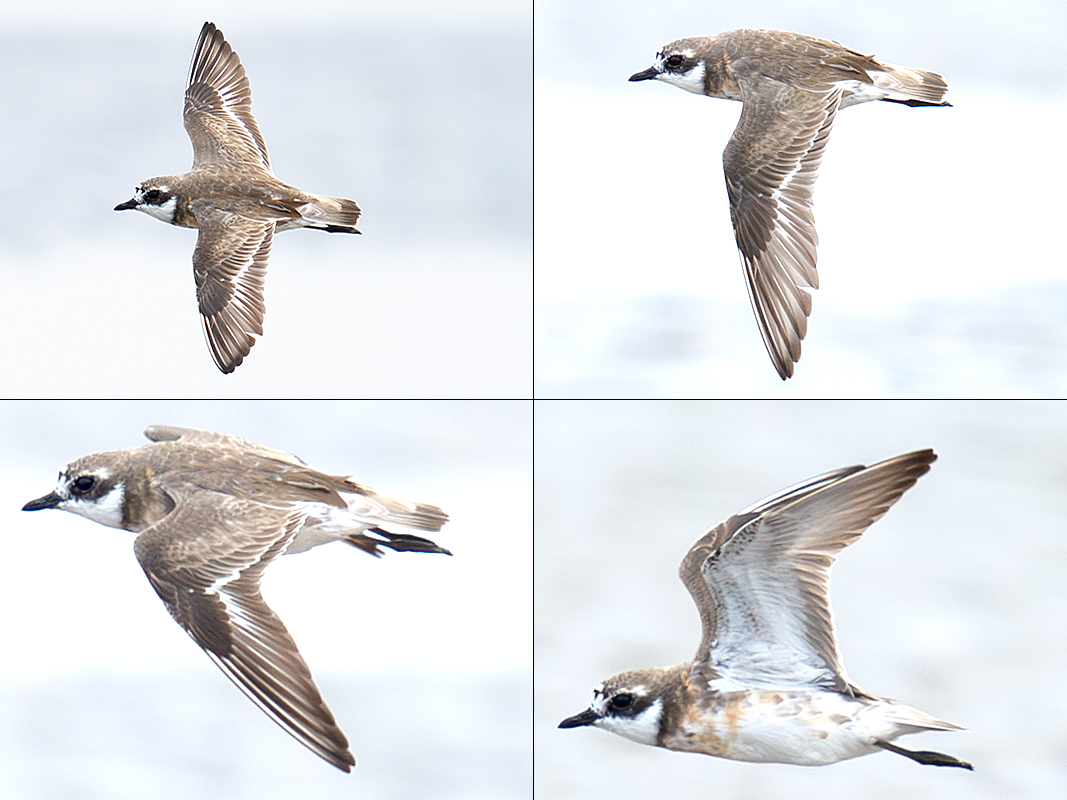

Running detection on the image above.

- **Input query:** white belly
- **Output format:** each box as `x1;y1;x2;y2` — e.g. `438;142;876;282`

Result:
671;690;931;766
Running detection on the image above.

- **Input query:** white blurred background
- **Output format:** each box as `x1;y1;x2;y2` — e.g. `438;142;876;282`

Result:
0;0;531;396
535;0;1067;396
0;400;532;799
536;400;1067;798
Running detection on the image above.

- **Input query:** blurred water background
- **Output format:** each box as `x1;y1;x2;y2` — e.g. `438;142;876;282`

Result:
0;399;532;799
536;400;1067;798
535;0;1067;396
0;0;531;396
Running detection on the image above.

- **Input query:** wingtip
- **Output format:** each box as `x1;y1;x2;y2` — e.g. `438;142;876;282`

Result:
332;752;356;773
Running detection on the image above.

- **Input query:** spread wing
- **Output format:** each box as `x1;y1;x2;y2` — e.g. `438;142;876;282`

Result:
683;450;936;692
184;21;272;173
133;493;355;771
192;206;274;373
723;79;841;379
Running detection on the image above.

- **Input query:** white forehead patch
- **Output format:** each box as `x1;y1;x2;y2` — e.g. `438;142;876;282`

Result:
591;691;607;715
658;59;707;95
137;183;171;196
59;480;125;529
53;466;111;497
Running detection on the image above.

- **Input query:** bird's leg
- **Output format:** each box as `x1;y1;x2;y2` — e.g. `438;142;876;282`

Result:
874;739;973;770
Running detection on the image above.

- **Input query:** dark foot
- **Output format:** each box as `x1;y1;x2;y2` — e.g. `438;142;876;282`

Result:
875;739;973;770
879;97;953;108
368;527;452;556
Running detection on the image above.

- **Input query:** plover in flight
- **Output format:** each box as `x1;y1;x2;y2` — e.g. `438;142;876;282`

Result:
23;425;450;771
629;30;950;379
560;449;972;771
115;22;362;373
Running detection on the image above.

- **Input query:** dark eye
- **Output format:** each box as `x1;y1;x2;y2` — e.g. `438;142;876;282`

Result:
72;475;95;494
143;189;162;203
666;54;684;68
610;693;634;710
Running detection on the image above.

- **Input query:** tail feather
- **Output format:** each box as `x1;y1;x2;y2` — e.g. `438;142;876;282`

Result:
341;483;449;533
879;699;966;734
298;194;362;233
872;62;951;106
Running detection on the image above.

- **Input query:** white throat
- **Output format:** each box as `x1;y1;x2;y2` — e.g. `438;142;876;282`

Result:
61;482;126;529
594;697;663;746
141;195;178;224
659;61;707;95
